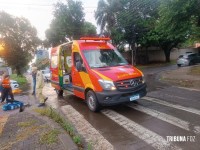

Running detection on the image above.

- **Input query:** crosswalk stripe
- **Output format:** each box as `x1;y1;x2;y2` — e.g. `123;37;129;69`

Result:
143;96;200;116
127;104;200;134
176;86;200;92
61;105;114;150
102;109;181;150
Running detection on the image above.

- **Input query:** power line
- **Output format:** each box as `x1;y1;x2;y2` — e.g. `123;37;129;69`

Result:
0;2;97;8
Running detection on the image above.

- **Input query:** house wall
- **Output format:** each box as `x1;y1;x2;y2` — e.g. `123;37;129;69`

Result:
148;48;199;62
148;50;165;62
170;48;199;60
122;47;200;64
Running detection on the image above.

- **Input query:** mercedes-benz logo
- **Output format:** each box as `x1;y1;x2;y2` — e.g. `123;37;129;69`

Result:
130;79;135;86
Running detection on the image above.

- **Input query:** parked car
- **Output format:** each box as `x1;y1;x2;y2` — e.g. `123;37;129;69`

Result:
41;70;50;82
0;78;20;97
10;80;19;89
177;53;200;67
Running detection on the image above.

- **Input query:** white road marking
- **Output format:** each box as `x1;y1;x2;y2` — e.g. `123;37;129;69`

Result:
175;86;200;92
102;109;181;150
143;96;200;116
127;104;200;134
159;93;189;101
61;105;114;150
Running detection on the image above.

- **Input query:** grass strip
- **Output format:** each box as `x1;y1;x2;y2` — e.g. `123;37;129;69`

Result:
34;107;84;149
40;129;60;145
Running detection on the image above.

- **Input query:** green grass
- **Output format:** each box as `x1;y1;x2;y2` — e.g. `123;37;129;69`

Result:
87;142;93;150
73;135;82;145
34;107;84;149
18;120;36;128
39;129;60;145
10;74;27;85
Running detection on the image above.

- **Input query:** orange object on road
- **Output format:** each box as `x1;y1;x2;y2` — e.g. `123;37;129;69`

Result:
50;37;147;112
12;88;22;94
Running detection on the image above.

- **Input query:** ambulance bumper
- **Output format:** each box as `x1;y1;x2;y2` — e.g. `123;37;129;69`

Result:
96;83;147;106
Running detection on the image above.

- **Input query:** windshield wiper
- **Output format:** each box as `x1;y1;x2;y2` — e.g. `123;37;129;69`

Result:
91;65;109;68
109;63;128;67
118;63;128;65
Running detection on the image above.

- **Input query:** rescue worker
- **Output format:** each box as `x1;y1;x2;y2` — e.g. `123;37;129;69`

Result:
1;74;14;103
31;63;37;95
37;70;48;107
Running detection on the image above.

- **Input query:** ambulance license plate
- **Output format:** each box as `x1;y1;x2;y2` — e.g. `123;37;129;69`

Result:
130;94;140;101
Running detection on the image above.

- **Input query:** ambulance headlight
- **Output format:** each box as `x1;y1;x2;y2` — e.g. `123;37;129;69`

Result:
142;75;145;83
98;79;116;90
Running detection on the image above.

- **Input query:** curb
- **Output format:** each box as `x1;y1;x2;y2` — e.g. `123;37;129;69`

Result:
30;74;79;150
61;105;114;150
42;85;114;150
28;109;78;150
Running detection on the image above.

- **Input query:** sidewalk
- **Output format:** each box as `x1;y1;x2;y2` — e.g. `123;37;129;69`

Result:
160;65;200;90
0;73;78;150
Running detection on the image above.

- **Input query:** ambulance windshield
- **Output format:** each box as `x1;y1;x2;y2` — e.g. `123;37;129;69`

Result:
83;49;128;68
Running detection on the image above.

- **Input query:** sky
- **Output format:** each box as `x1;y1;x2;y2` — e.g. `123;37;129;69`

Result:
0;0;99;40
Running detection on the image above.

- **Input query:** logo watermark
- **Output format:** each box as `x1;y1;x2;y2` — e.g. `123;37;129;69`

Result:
166;136;195;142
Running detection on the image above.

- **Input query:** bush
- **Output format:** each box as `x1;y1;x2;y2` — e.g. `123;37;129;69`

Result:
10;74;27;85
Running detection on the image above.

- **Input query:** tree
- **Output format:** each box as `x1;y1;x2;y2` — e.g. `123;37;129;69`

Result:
145;0;200;62
118;0;159;46
45;0;85;46
0;11;39;75
111;0;159;64
83;22;97;36
170;0;200;47
95;0;122;34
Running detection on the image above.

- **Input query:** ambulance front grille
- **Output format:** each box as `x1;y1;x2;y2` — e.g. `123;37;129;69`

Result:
115;77;143;90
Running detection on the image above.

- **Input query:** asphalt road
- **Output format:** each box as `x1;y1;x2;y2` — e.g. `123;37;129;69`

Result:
44;65;200;150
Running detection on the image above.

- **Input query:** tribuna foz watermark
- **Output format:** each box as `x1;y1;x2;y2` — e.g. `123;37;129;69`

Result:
166;136;195;142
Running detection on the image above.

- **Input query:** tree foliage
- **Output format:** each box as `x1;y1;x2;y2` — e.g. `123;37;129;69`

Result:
95;0;159;64
0;11;39;75
118;0;159;47
46;0;96;47
83;21;97;36
144;0;200;62
95;0;122;33
96;0;200;62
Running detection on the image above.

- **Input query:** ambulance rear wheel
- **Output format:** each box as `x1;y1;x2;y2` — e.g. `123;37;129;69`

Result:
86;90;100;112
55;89;63;96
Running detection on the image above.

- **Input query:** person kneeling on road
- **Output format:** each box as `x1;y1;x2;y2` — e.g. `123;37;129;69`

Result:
1;74;14;103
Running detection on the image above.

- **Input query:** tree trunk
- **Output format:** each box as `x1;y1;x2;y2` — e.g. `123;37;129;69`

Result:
16;67;21;76
162;44;173;63
145;47;149;64
164;49;171;62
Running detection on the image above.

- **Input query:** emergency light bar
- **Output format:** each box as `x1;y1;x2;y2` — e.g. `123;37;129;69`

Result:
80;37;111;41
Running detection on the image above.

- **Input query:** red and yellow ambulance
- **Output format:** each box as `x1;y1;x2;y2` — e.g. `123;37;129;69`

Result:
50;37;147;112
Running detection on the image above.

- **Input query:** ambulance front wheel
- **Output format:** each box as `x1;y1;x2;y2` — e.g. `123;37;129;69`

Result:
55;89;63;97
86;90;100;112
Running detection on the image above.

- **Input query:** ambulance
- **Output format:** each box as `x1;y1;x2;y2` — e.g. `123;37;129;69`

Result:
50;37;147;112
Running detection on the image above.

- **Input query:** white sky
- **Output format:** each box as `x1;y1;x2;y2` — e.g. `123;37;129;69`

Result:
0;0;99;40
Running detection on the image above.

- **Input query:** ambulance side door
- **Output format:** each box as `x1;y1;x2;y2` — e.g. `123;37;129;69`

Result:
71;52;85;98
